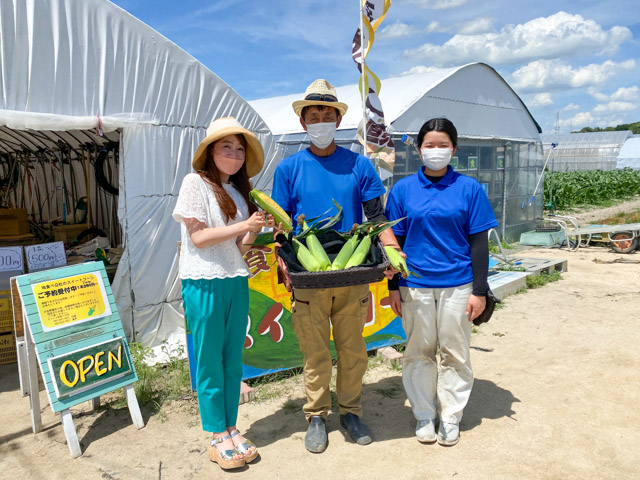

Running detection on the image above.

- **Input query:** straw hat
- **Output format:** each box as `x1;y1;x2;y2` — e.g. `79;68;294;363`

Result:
292;79;348;118
192;117;264;177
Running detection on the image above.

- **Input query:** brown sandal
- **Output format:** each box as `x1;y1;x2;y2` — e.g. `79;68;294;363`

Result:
209;435;245;470
230;429;259;463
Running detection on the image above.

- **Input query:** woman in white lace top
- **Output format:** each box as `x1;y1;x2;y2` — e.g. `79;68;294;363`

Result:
172;117;270;470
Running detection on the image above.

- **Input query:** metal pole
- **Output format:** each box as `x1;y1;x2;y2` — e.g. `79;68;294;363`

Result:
359;2;368;159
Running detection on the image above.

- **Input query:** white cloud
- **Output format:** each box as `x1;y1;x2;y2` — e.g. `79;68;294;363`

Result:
529;93;553;107
379;22;415;38
557;112;594;130
587;87;610;102
588;85;639;102
401;0;468;9
562;103;581;112
403;12;632;66
457;17;495;35
426;21;442;33
611;86;640;101
593;101;636;113
510;59;636;92
396;65;441;76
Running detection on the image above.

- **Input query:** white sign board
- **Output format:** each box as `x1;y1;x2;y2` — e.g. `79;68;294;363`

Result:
25;242;67;272
0;246;24;273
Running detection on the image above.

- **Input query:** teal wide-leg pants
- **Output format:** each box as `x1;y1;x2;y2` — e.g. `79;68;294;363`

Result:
181;276;248;432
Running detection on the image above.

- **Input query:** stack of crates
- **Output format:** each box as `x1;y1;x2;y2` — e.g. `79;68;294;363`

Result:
0;290;17;365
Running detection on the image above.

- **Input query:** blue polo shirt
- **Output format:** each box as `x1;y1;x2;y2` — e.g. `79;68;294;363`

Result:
385;166;498;289
272;146;386;233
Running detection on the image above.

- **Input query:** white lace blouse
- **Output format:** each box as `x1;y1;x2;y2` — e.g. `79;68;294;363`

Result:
172;173;250;280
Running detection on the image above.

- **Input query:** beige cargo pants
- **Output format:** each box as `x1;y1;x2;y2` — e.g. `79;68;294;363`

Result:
291;284;370;421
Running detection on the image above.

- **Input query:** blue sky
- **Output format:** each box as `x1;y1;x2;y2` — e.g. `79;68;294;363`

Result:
111;0;639;134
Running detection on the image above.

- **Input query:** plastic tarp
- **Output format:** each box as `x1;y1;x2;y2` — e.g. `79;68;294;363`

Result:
0;0;276;346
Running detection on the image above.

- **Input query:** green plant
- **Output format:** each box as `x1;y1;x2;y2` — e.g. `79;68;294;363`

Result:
545;169;640;210
496;264;526;272
489;239;514;254
526;271;562;289
118;342;192;410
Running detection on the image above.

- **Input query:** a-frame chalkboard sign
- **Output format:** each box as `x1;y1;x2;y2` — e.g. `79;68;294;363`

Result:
12;261;144;457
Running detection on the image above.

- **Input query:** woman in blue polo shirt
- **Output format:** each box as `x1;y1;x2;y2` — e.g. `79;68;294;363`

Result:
385;118;498;447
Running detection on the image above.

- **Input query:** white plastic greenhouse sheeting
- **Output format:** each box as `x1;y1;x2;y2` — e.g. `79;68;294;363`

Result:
617;137;640;169
250;63;540;139
0;0;276;347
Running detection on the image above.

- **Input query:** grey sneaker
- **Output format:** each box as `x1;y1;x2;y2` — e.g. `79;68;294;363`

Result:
416;420;436;443
437;421;459;446
305;416;328;453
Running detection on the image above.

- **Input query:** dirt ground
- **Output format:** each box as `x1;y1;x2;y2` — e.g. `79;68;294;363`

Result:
1;201;640;480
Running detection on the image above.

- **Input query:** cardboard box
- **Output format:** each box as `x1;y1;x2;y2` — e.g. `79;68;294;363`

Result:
0;209;29;236
53;223;91;244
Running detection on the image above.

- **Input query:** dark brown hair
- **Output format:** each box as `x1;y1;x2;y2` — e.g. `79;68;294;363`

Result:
417;118;458;148
198;135;257;222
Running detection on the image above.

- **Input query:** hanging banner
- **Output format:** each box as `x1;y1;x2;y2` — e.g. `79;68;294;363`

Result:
352;0;395;181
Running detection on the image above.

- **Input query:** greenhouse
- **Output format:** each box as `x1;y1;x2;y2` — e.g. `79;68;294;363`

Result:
250;63;544;243
617;136;640;170
0;0;275;347
540;131;633;172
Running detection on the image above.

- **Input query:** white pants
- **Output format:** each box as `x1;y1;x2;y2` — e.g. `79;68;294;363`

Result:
400;283;473;425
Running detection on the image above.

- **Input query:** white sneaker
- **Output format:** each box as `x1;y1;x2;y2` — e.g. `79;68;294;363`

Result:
437;421;459;446
416;420;437;444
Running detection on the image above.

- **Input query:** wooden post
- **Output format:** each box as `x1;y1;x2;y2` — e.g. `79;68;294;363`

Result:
89;397;100;411
25;322;42;433
124;384;144;429
60;409;82;458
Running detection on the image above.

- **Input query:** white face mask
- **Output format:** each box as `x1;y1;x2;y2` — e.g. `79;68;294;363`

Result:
306;122;337;149
421;147;453;171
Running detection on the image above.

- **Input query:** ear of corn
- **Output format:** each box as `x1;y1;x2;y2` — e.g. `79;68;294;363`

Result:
292;238;322;272
331;235;360;270
384;246;409;278
305;233;331;271
384;246;421;278
249;188;293;231
344;235;372;269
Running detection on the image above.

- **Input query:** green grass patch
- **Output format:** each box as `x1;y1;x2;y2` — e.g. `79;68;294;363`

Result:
111;341;192;411
590;209;640;226
489;239;514;254
526;270;562;289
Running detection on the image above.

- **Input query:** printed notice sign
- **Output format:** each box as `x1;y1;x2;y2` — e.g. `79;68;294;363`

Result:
25;242;66;272
48;337;132;398
0;246;24;272
32;272;112;332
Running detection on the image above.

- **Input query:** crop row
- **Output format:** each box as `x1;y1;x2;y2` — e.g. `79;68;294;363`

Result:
544;168;640;209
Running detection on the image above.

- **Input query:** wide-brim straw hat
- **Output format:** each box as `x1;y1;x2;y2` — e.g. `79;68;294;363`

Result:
192;117;264;177
292;79;348;118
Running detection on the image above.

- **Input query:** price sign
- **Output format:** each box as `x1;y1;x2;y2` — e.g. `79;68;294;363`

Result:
25;242;66;272
0;246;24;272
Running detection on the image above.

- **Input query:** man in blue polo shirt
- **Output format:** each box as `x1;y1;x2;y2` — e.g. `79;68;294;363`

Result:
272;79;401;454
